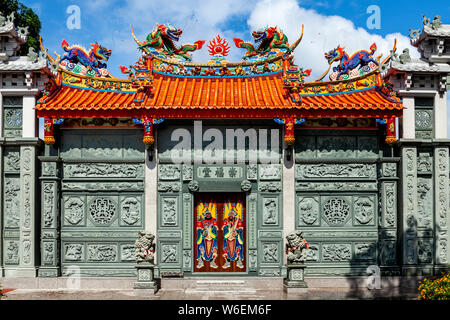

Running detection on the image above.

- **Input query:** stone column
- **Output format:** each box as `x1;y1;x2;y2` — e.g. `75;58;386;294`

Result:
145;128;158;263
434;91;447;139
282;128;295;265
379;162;399;274
17;143;37;277
434;147;449;273
401;146;418;275
401;97;415;139
38;157;61;277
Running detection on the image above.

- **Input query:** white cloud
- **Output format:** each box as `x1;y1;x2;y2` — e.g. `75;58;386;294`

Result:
247;0;419;79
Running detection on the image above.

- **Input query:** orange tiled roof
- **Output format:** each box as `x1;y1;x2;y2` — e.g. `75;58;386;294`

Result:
36;72;403;117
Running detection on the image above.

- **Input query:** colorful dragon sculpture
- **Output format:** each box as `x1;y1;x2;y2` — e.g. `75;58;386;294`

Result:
233;26;291;60
324;43;379;79
59;40;111;76
139;24;205;61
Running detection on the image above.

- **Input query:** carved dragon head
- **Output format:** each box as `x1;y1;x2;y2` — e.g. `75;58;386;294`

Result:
91;42;112;61
324;46;345;65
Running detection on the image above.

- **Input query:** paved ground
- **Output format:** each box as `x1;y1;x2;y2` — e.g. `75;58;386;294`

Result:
1;287;419;300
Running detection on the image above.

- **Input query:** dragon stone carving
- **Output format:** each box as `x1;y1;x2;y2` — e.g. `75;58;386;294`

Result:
285;231;309;264
134;231;155;263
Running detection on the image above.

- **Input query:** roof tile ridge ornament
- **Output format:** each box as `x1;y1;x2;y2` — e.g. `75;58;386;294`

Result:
409;14;443;46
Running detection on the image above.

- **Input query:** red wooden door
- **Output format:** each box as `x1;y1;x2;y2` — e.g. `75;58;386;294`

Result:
194;193;246;273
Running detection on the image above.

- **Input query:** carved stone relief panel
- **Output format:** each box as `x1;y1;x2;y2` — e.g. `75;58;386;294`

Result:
354;242;376;261
353;196;375;226
380;240;396;265
4;149;20;172
322;244;352;262
158;164;181;181
381;163;397;178
261;196;280;226
161;243;179;264
42;162;58;177
261;242;280;264
120;196;142;226
42;182;56;228
247;164;258;180
381;182;397;228
42;241;55;265
160;196;179;227
121;244;135;262
417;178;433;228
321;196;352;227
297;196;320;226
296;163;377;179
87;196;118;226
4;240;19;264
418;239;433;264
182;165;193;181
87;244;118;262
259;164;282;180
64;243;84;262
305;244;319;262
4;177;20;228
64;163;144;179
63;196;85;226
417;153;433;174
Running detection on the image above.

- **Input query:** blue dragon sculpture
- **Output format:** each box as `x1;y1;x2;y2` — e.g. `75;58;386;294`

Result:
59;39;112;76
325;43;378;79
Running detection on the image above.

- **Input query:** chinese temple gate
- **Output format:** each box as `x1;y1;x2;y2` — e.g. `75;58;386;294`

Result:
0;14;449;281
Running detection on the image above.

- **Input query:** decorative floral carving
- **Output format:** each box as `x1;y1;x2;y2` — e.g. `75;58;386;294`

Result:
5;241;19;264
89;198;116;225
43;183;55;228
384;183;396;227
297;163;376;179
161;244;177;263
64;163;143;178
323;198;350;226
158;165;181;180
4;177;20;228
259;165;281;180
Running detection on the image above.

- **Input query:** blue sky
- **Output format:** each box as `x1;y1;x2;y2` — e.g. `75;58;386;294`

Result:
23;0;450;135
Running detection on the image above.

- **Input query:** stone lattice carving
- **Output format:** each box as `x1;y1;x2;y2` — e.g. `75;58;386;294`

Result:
89;198;116;225
285;231;309;264
323;198;350;226
134;231;155;263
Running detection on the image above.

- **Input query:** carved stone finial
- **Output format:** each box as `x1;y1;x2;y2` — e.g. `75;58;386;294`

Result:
134;231;155;263
431;15;442;30
422;15;430;26
17;26;29;38
27;47;38;62
0;13;6;26
398;48;411;64
285;231;309;264
6;12;14;24
409;29;421;40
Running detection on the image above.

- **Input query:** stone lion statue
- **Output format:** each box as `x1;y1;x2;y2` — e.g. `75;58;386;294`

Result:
285;231;309;264
134;231;155;263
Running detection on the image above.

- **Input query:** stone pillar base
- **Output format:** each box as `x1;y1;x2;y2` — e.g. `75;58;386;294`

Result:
134;263;157;293
4;267;37;278
38;267;60;277
283;263;308;293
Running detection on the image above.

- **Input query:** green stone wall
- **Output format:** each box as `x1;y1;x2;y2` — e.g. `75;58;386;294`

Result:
54;129;145;277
